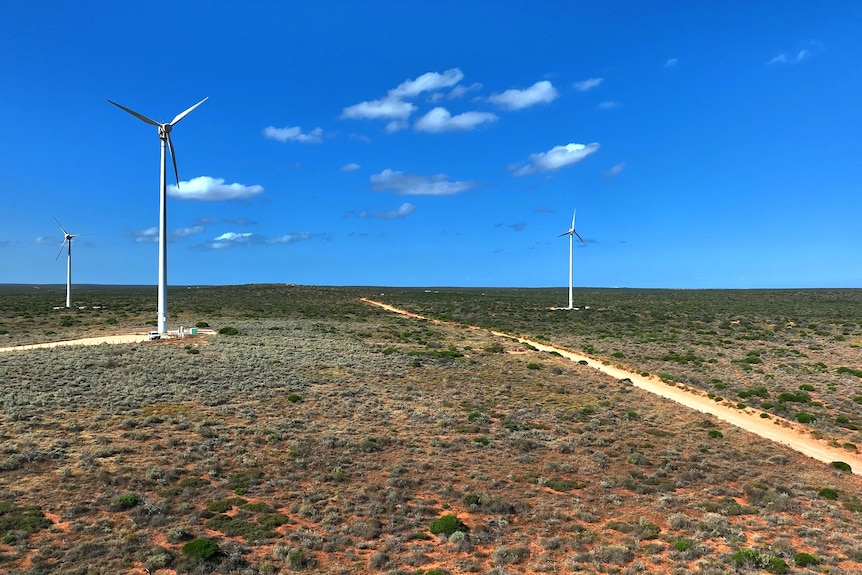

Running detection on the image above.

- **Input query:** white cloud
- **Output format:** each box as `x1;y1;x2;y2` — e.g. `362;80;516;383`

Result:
340;69;465;131
603;162;625;177
597;101;620;110
129;227;159;244
574;77;603;92
768;41;824;65
128;225;206;243
340;162;361;171
488;80;558;110
341;97;416;122
168;176;264;201
389;68;464;99
414;107;498;132
358;202;416;219
430;82;483;102
267;232;313;244
34;236;55;245
510;142;600;176
665;58;678;68
204;230;315;249
173;225;205;238
207;232;254;249
370;169;475;196
263;125;323;143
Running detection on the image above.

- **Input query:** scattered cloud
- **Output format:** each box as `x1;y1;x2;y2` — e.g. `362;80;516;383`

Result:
488;80;558;111
534;206;553;213
370;169;476;196
194;216;256;226
341;68;465;131
34;236;55;245
0;240;9;248
603;162;625;177
127;226;206;243
263;125;323;143
574;77;603;92
168;176;264;201
357;202;416;219
510;142;600;176
267;232;314;244
597;101;620;110
173;225;205;238
768;40;824;65
340;162;361;171
204;230;316;249
430;82;483;102
414;107;498;133
207;232;254;249
664;58;678;68
509;222;527;232
390;69;464;99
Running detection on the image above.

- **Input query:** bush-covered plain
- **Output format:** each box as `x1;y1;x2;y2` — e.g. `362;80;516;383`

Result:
1;284;861;574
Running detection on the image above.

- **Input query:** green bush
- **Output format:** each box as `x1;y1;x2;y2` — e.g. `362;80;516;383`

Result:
111;494;140;510
218;326;239;335
429;514;468;536
794;552;819;566
673;539;692;552
818;487;838;500
708;429;723;439
0;502;52;536
181;538;219;561
831;461;852;472
195;321;210;328
795;412;816;424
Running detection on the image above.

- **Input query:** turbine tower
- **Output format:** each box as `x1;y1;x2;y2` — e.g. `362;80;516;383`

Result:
53;216;87;309
108;97;207;334
557;209;586;310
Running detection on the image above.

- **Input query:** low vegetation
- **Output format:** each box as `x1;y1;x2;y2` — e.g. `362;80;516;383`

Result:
0;284;860;573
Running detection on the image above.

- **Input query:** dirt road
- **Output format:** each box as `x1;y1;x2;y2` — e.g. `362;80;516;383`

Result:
0;333;152;352
363;298;862;474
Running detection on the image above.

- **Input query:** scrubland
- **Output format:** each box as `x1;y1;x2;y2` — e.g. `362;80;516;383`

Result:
1;284;861;574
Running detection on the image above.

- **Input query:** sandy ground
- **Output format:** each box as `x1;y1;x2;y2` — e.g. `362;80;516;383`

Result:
0;333;152;352
0;330;217;353
362;298;862;474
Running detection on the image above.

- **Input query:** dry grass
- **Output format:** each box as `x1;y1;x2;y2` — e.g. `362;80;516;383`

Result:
1;285;861;574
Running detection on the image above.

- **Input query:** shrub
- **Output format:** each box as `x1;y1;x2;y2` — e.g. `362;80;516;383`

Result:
794;552;819;567
181;538;219;561
111;494;140;510
799;383;815;391
195;321;210;328
708;429;723;439
526;362;541;370
673;539;692;552
473;436;489;446
429;514;468;536
831;461;852;472
795;412;816;424
218;326;239;335
0;502;52;536
818;487;838;500
287;394;302;403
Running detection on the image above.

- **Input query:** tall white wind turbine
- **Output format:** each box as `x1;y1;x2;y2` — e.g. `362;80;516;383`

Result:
557;209;586;310
53;216;88;309
108;97;207;334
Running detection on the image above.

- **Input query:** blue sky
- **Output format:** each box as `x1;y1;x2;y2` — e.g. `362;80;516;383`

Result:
1;1;860;289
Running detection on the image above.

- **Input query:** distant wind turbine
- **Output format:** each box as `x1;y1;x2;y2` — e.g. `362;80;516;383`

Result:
53;216;88;309
557;209;586;310
107;97;207;334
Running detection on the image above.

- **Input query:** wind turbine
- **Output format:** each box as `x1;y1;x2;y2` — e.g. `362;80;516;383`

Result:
53;216;88;309
107;97;207;334
557;209;586;310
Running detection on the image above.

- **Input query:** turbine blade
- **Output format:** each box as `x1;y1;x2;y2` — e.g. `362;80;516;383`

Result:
52;215;69;237
167;133;180;187
107;99;161;127
170;96;208;126
55;240;68;261
571;209;576;229
557;231;571;238
574;230;586;246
